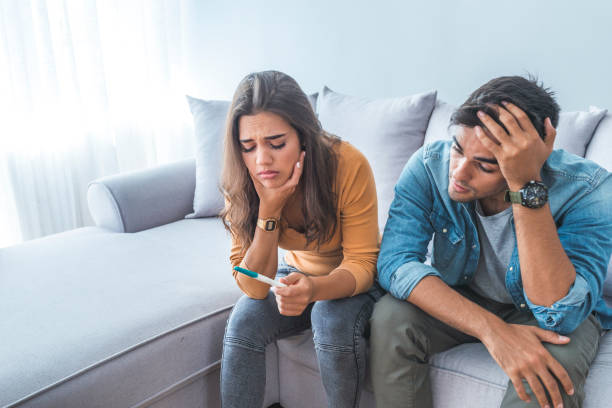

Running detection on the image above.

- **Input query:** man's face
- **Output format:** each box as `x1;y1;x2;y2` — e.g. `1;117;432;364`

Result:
448;126;507;203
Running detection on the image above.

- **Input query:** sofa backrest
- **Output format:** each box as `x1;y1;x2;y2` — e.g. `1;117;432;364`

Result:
586;114;612;171
585;114;612;297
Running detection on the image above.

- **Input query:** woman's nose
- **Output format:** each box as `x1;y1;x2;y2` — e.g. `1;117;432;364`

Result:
255;146;272;165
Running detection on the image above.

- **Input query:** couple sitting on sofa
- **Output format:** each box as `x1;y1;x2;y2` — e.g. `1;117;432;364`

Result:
219;71;612;408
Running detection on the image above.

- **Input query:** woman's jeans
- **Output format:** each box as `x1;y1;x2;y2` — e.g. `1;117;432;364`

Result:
221;264;382;408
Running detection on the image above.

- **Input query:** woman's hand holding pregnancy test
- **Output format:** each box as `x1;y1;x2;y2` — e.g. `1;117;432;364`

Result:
234;266;312;316
273;273;314;316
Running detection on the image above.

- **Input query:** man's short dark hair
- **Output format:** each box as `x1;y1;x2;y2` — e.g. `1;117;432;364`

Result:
450;76;560;140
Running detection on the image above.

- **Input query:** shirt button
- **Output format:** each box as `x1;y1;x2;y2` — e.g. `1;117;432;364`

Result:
472;244;477;249
442;228;448;233
520;303;526;308
509;266;513;271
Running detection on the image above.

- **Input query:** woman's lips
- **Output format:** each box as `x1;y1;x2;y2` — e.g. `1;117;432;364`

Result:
258;170;279;179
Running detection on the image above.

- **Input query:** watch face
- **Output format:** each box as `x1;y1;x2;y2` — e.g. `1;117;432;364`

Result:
264;219;277;231
521;181;548;208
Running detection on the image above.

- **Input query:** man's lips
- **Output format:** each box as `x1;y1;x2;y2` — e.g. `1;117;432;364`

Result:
452;181;470;193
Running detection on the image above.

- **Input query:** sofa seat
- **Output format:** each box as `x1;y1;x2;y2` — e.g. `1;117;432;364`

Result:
276;328;612;408
0;219;281;408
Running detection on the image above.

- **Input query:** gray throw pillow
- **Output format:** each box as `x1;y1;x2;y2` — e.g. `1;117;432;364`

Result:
186;93;319;218
185;96;230;218
317;86;437;230
585;113;612;172
423;99;456;144
555;106;607;156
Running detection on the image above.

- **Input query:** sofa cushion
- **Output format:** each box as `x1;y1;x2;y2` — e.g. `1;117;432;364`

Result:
423;101;607;158
0;219;245;407
186;93;319;219
276;329;612;408
317;86;437;229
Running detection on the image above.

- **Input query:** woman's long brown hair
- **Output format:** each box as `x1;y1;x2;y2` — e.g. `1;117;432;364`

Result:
220;71;339;251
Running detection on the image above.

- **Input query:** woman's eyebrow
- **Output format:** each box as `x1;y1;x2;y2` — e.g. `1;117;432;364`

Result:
240;133;286;143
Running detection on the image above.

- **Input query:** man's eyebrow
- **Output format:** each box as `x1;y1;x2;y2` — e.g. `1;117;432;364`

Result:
452;136;498;165
452;136;463;150
475;156;498;165
239;133;286;143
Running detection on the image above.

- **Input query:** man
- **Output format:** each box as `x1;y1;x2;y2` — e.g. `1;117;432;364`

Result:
371;76;612;408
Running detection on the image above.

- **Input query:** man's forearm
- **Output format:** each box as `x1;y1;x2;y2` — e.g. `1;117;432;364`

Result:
512;202;576;306
407;275;504;341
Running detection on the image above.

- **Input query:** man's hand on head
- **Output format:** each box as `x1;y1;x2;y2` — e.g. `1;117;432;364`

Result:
481;320;573;408
474;102;556;191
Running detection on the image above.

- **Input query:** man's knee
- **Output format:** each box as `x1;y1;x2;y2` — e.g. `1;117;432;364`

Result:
502;315;602;408
370;294;431;354
543;315;602;382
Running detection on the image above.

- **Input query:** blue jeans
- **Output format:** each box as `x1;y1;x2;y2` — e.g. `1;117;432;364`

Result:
221;263;383;408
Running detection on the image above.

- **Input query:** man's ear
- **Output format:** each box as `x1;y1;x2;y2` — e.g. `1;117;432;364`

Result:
543;117;556;148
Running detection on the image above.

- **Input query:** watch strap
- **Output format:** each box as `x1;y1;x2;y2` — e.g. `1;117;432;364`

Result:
504;190;522;204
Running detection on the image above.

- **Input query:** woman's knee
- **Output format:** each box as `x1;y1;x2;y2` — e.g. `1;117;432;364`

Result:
224;293;279;345
310;295;374;348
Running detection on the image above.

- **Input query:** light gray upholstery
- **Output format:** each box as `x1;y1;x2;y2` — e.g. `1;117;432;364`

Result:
556;107;607;156
276;329;612;408
87;158;196;233
586;113;612;172
1;220;236;407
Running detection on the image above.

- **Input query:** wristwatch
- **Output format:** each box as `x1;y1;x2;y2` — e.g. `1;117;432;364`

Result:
504;180;548;209
257;217;280;232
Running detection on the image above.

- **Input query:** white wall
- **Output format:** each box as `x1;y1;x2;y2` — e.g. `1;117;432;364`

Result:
179;0;612;111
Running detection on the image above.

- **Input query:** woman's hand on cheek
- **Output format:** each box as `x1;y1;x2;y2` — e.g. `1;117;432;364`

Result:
253;151;306;216
273;270;313;316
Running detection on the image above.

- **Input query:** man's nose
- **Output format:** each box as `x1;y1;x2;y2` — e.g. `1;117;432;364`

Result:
452;158;471;181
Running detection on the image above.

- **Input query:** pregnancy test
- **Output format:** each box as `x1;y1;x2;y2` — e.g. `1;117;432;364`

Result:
233;266;287;287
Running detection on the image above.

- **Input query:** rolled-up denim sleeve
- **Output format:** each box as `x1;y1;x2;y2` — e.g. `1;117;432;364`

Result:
378;147;441;300
525;173;612;334
524;274;591;334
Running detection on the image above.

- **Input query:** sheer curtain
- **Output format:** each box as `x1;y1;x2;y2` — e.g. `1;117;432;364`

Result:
0;0;195;247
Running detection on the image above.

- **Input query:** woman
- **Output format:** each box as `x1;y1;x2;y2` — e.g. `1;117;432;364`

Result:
220;70;381;408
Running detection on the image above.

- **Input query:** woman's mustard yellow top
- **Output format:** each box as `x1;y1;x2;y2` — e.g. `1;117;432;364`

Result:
230;141;380;296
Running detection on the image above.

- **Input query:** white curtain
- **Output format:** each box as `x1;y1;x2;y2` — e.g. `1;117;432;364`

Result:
0;0;195;247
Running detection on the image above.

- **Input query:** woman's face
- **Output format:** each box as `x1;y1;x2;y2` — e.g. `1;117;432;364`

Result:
238;111;302;189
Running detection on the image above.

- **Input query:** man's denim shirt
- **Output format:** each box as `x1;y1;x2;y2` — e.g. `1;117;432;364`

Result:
378;140;612;335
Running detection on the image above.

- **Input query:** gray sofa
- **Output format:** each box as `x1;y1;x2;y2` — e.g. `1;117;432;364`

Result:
2;95;611;408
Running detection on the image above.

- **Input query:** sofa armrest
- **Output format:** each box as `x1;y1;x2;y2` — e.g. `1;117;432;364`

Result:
87;158;196;233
